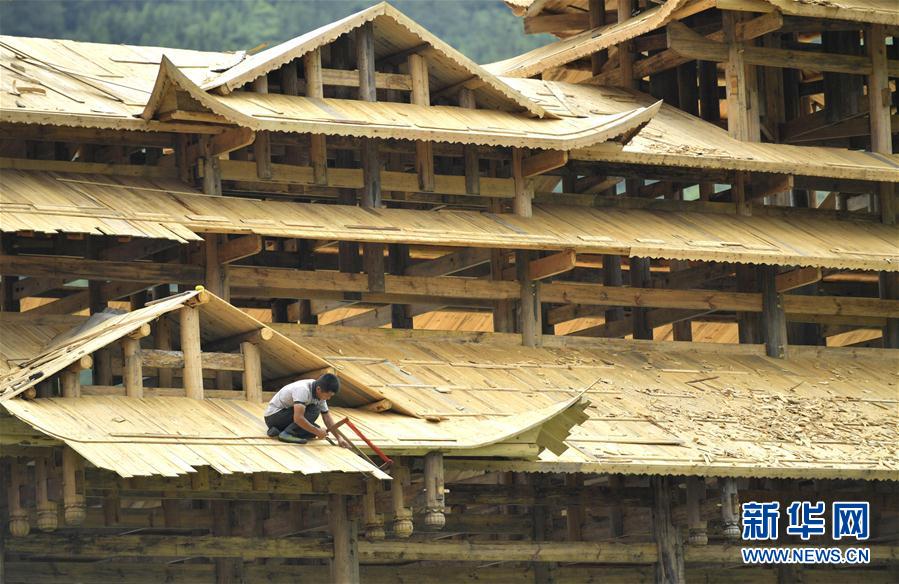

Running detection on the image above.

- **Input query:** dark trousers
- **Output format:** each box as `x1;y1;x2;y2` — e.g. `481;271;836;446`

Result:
264;404;321;438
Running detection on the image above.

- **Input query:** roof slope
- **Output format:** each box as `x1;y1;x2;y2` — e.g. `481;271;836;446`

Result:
513;80;899;182
4;170;897;272
203;2;550;118
275;325;899;480
142;56;660;150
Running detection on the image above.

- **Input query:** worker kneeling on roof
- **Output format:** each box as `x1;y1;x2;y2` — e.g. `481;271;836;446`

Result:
264;373;350;448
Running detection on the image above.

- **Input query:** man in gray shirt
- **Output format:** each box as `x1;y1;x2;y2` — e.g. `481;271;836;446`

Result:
264;373;349;446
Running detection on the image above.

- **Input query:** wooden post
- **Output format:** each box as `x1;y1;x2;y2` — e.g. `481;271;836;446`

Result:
608;474;625;539
737;265;762;344
388;244;413;329
532;474;554;584
588;0;607;75
364;243;386;294
517;250;541;347
459;88;480;195
7;460;29;537
603;255;625;324
122;337;144;398
304;48;328;185
881;273;899;348
630;257;653;340
253;75;273;180
363;478;385;541
565;474;584;541
720;478;740;540
211;501;239;584
423;451;446;529
760;265;787;358
391;462;414;538
329;494;360;584
408;53;435;192
685;476;707;545
651;476;685;584
204;235;229;302
240;341;263;402
512;148;533;217
723;12;761;142
155;315;173;387
357;23;381;208
60;366;81;398
617;0;635;87
62;448;86;526
180;306;204;399
200;135;223;197
34;457;57;532
669;260;693;341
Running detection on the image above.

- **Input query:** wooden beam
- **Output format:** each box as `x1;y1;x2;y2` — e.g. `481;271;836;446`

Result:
208;127;255;157
528;250;577;281
135;349;244;371
668;21;899;76
217;235;263;265
205;328;273;352
0;255;203;284
521;150;569;178
776;267;822;292
405;248;491;278
735;11;783;41
179;306;204;399
218;159;516;198
524;12;590;35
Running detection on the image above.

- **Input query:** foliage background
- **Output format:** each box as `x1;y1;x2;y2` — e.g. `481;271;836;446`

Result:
0;0;551;64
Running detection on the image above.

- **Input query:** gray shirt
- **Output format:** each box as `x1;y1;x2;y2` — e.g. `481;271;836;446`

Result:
264;379;329;417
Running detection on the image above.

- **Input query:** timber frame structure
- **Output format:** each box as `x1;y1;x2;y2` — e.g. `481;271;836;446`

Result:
0;1;897;583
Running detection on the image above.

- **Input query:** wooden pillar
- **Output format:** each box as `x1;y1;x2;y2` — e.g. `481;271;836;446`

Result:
391;462;414;538
180;306;204;399
760;265;787;358
617;0;635;88
34;457;57;532
867;25;897;345
155;315;173;387
459;89;480;195
329;494;360;584
565;474;584;541
608;474;625;539
423;451;446;529
603;255;625;324
737;265;762;344
303;48;328;185
512;148;533;217
698;61;720;123
685;476;707;545
357;23;381;208
212;501;240;584
409;53;435;192
62;448;86;526
363;478;385;541
588;0;607;75
7;460;28;537
630;257;652;339
669;260;693;341
253;75;273;180
723;12;760;142
532;474;554;584
204;235;229;302
517;250;541;347
199;135;223;197
122;325;149;398
388;244;412;329
676;63;698;117
720;477;740;540
651;476;685;584
60;367;81;398
241;341;263;402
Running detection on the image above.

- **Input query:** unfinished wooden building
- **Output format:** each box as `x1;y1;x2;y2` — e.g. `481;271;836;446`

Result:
0;1;897;582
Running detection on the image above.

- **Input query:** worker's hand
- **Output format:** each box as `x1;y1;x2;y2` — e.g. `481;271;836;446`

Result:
314;428;328;440
337;436;351;449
